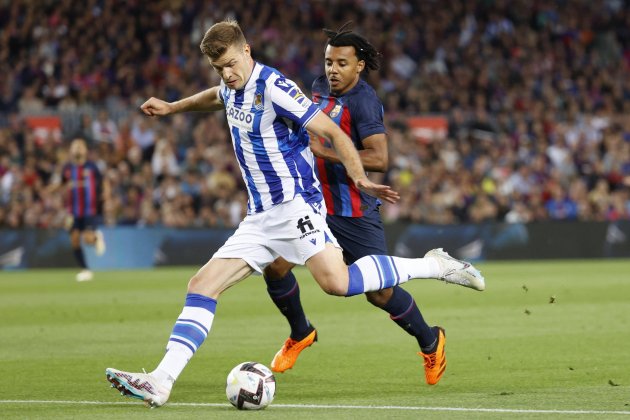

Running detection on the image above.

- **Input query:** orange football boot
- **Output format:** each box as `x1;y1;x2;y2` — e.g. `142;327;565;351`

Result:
418;327;446;385
270;328;318;373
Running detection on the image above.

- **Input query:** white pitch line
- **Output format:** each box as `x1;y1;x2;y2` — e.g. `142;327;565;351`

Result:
0;400;629;415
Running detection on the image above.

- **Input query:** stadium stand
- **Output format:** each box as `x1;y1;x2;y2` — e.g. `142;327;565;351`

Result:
0;0;629;228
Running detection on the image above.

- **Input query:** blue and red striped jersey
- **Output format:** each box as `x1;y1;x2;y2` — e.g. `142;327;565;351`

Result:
62;161;102;217
311;76;386;217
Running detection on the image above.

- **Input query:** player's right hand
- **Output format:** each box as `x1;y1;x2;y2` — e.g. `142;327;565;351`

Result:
140;97;174;116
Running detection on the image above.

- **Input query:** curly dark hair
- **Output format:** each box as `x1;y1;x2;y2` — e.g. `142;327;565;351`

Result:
323;21;381;74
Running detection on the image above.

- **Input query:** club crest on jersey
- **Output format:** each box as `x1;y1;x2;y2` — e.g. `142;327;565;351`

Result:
329;104;342;118
254;93;264;111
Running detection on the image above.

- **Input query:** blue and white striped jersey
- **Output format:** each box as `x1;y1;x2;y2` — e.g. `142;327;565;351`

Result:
219;62;323;214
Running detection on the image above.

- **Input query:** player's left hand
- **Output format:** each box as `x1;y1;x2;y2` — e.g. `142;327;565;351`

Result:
309;136;326;158
308;132;331;159
355;178;400;204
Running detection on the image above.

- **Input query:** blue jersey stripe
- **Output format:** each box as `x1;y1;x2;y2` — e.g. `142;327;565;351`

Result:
251;67;283;205
324;163;354;216
334;164;353;216
294;143;322;204
274;120;299;200
233;126;263;213
326;168;342;215
324;98;353;216
233;88;244;108
85;172;92;216
71;165;80;216
232;88;264;213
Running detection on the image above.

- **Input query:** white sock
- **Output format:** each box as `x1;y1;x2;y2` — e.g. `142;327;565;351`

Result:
152;294;217;386
152;347;191;390
347;255;440;296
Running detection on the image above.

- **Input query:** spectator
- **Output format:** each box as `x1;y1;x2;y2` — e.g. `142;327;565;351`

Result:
151;139;180;180
131;117;157;162
0;0;628;228
91;110;119;144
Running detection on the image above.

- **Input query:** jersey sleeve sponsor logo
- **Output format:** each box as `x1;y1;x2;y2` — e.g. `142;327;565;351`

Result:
274;78;312;109
292;90;312;109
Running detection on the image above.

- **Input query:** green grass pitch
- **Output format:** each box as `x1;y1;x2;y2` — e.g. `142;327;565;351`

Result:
1;260;629;419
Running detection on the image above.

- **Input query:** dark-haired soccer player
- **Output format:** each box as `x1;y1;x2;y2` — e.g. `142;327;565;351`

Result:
263;25;484;385
54;138;107;281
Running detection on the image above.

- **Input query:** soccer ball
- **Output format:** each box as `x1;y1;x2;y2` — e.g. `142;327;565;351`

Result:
226;362;276;410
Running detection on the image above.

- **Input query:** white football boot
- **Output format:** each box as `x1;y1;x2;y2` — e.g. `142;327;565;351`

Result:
425;248;485;291
76;269;93;282
106;368;171;408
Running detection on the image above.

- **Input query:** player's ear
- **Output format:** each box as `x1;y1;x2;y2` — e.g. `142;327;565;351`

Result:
357;60;365;74
243;43;251;56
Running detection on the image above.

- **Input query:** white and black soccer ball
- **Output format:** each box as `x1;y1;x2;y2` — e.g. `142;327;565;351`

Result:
226;362;276;410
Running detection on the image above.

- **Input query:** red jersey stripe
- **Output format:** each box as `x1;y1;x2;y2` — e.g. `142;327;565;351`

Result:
89;168;97;215
77;166;85;217
339;106;363;217
317;98;339;214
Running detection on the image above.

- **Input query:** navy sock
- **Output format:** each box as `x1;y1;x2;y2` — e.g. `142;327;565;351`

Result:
73;248;87;269
382;286;437;352
265;271;312;340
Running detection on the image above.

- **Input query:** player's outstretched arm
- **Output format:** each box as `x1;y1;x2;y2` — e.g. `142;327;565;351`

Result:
141;86;224;116
309;132;388;172
306;112;399;204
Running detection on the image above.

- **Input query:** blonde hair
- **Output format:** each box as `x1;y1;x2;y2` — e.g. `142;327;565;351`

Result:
200;19;246;60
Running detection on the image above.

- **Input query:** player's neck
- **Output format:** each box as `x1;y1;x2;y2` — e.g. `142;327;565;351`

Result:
240;58;255;90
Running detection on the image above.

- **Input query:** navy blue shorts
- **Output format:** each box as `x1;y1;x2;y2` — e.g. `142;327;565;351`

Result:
326;208;387;265
71;216;100;232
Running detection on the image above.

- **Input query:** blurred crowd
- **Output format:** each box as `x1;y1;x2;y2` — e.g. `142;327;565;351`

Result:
1;0;629;229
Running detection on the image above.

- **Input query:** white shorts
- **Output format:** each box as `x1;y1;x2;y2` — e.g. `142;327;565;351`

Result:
212;195;340;273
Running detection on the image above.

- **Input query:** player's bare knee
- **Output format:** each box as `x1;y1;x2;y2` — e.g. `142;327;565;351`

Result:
187;273;202;292
187;272;215;295
319;278;347;296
